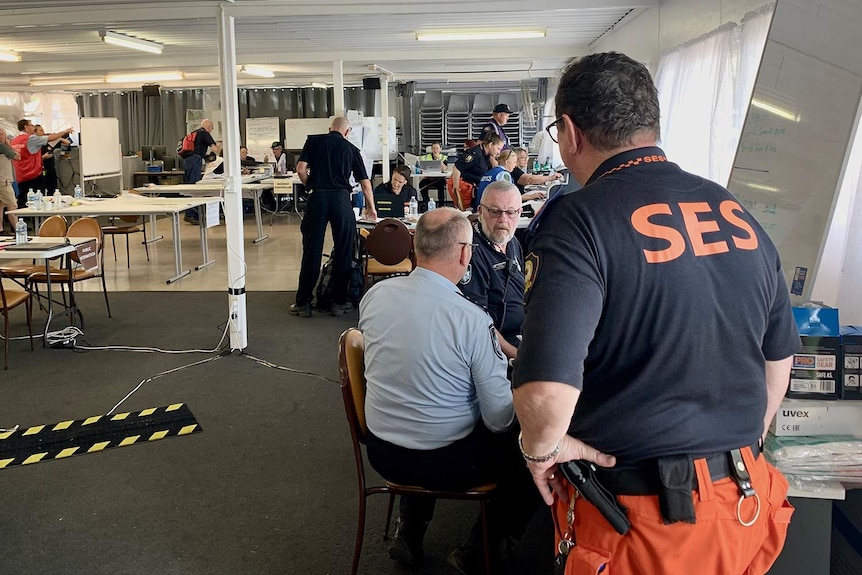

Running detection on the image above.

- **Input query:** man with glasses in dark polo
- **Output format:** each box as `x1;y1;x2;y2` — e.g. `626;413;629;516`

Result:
513;52;799;574
459;181;525;360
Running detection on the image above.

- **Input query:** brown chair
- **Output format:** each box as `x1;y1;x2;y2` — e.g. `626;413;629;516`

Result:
361;218;414;292
0;279;33;369
102;215;149;268
338;328;495;575
0;215;68;285
29;217;111;319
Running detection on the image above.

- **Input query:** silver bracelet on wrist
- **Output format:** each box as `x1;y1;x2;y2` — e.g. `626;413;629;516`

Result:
518;431;562;463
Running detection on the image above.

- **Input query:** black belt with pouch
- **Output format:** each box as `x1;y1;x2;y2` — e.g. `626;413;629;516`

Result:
593;441;762;525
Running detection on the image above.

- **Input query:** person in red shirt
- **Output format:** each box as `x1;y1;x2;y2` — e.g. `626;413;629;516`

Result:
11;119;74;208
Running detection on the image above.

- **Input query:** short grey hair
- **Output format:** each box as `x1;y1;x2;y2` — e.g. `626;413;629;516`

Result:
414;207;470;260
482;180;520;200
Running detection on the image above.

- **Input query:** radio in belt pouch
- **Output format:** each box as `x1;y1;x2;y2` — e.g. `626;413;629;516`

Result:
559;460;631;535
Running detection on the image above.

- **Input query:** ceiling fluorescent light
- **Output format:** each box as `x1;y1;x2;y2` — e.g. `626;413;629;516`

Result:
30;77;105;87
241;65;274;78
417;30;545;42
310;82;327;89
106;71;183;83
751;98;799;122
0;49;21;62
100;30;163;55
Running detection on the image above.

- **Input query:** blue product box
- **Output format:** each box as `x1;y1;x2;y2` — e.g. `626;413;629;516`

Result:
789;306;842;400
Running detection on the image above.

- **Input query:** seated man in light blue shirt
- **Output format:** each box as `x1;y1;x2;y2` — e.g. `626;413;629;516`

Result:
360;207;538;574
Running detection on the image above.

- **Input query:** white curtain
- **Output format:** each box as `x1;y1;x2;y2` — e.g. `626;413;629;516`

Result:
0;91;80;136
656;5;774;185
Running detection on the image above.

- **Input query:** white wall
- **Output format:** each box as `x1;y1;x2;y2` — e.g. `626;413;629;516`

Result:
593;0;769;71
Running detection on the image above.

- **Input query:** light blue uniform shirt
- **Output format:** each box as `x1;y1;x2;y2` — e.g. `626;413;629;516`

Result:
360;266;514;450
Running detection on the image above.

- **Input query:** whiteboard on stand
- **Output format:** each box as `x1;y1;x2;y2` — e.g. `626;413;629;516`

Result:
284;117;333;150
361;116;397;161
246;117;279;161
80;117;121;178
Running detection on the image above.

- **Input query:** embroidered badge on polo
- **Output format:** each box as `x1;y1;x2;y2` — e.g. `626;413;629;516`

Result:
524;252;540;295
464;154;474;163
459;264;472;284
489;325;505;360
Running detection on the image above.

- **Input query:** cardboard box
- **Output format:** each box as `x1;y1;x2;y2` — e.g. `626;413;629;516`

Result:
788;307;842;400
841;326;862;400
770;399;862;436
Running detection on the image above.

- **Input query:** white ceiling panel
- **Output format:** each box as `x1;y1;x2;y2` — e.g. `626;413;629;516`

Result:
0;0;654;90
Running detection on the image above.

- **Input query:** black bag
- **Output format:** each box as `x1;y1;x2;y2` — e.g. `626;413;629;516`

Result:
314;255;335;311
314;252;363;311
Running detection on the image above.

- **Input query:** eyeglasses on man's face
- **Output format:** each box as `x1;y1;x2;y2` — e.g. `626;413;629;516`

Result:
481;205;522;219
459;242;479;250
546;116;565;144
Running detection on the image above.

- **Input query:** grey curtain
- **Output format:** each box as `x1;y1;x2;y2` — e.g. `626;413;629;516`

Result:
77;86;382;154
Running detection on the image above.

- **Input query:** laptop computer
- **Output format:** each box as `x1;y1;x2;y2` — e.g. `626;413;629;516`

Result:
419;160;443;173
375;193;406;218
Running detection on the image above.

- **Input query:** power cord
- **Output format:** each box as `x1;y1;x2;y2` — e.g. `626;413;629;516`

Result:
241;352;339;385
106;351;230;415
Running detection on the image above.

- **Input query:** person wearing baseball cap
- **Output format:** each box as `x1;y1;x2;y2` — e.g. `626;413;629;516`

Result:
269;141;287;175
476;103;512;151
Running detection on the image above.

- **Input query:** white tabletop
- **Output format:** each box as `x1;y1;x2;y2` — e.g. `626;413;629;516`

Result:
11;195;219;217
0;236;95;259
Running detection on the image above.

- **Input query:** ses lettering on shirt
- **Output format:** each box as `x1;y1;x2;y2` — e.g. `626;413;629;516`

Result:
630;200;759;264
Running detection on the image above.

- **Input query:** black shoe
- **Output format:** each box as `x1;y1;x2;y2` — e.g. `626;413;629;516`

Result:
447;532;489;575
388;518;426;567
330;301;354;317
288;303;312;318
183;215;199;225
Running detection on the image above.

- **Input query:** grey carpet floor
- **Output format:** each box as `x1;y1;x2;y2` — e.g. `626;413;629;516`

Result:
0;292;484;575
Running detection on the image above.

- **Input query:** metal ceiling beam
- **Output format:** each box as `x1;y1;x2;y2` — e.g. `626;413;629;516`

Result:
0;0;656;25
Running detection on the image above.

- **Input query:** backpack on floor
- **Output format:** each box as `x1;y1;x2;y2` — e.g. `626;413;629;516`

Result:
314;253;363;311
314;255;335;311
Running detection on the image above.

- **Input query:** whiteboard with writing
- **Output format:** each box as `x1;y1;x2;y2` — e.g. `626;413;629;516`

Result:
284;117;333;150
80;117;121;177
727;0;862;301
246;117;279;162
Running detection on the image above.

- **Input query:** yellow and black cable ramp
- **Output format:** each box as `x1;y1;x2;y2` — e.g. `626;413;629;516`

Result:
0;403;202;470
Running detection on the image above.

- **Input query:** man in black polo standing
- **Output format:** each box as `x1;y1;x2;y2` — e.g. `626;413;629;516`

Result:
290;117;376;318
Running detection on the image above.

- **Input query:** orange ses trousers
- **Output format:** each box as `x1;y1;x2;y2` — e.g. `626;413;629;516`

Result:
555;448;794;575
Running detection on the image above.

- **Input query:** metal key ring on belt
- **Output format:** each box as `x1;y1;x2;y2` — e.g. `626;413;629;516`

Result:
736;492;761;527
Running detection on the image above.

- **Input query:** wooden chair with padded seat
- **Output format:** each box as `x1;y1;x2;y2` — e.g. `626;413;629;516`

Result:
29;217;111;320
0;278;34;369
102;214;149;268
361;218;414;292
338;328;495;575
0;215;68;288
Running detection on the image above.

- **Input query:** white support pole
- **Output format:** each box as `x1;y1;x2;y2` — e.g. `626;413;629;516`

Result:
380;76;390;183
332;60;345;117
218;7;248;351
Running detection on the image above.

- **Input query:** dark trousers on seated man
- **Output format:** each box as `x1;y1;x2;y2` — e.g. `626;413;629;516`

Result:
367;423;540;570
295;189;355;311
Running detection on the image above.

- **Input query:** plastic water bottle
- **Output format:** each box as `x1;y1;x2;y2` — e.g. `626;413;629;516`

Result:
15;219;27;244
34;190;43;210
53;189;62;209
73;184;83;200
414;161;421;175
26;188;35;209
409;196;418;217
426;197;436;211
